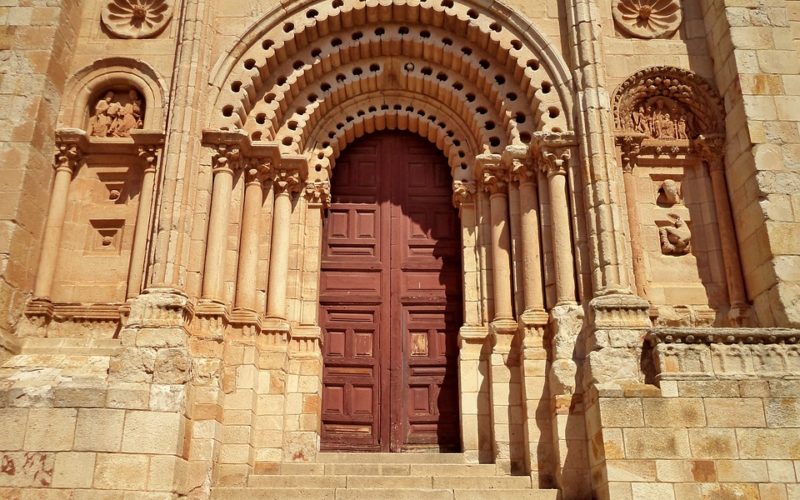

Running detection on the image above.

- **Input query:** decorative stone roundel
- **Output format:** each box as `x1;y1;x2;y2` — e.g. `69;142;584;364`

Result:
612;0;682;39
101;0;174;39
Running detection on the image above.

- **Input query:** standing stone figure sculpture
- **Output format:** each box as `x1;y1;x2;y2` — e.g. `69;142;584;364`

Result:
659;214;691;255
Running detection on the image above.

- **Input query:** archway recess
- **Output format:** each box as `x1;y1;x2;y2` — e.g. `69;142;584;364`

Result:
207;0;574;179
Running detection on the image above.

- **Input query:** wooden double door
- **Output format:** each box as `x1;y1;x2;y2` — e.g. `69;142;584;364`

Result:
319;132;463;452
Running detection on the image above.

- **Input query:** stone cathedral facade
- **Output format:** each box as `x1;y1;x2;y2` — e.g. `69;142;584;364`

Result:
0;0;799;498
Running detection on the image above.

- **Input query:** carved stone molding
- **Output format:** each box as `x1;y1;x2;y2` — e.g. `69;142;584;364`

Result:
612;0;683;40
613;67;725;141
647;328;800;380
244;157;272;184
101;0;174;39
452;180;477;207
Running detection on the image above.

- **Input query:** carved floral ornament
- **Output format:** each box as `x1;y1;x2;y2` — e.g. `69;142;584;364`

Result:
612;0;683;39
101;0;174;39
613;67;725;142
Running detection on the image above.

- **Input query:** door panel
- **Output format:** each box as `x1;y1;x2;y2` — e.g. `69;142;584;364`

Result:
320;132;462;452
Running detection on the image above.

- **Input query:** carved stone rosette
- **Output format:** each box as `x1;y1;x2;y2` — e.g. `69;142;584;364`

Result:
101;0;174;39
612;0;682;40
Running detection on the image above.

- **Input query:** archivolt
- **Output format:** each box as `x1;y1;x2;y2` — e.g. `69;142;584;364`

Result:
208;0;573;173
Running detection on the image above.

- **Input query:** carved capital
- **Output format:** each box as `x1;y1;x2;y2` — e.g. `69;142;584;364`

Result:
693;134;726;171
273;167;302;194
502;145;536;184
304;179;331;207
452;180;477;207
244;157;272;184
137;144;161;172
211;144;240;175
616;134;646;173
531;132;576;177
54;142;82;174
476;154;508;195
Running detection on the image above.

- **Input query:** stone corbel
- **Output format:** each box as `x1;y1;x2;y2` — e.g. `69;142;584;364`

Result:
615;133;646;173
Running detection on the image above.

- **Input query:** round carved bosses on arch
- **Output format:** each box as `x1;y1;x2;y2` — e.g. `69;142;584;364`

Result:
59;58;166;132
101;0;174;39
612;0;682;39
612;66;724;141
209;0;573;168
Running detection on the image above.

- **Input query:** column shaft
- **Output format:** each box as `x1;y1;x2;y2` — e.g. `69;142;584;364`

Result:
127;163;157;299
34;165;74;298
518;180;545;312
235;173;264;311
202;167;234;301
548;172;576;304
490;192;514;321
708;161;747;309
266;190;293;319
622;167;649;300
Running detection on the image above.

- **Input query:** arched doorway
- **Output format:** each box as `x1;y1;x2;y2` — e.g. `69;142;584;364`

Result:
319;131;463;452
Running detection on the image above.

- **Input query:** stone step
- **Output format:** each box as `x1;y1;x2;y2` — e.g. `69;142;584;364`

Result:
248;474;533;489
212;488;559;500
316;452;466;464
261;462;499;476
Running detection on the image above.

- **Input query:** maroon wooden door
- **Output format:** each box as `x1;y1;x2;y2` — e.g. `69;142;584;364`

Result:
320;132;462;452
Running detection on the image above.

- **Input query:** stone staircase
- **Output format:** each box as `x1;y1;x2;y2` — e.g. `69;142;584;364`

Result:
212;453;559;499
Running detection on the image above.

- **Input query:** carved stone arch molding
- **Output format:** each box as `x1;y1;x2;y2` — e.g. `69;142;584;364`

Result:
613;65;725;140
206;0;575;177
59;57;167;132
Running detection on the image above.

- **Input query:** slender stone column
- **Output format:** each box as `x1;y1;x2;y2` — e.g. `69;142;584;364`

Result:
34;141;81;298
202;144;239;302
506;148;545;315
453;180;482;326
618;136;649;301
127;146;160;299
235;159;271;312
266;166;302;319
534;136;577;305
477;154;520;472
478;155;514;322
696;137;749;322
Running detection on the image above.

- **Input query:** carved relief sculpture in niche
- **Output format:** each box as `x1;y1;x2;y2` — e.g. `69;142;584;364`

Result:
658;179;681;206
612;0;683;39
614;67;724;142
101;0;174;39
659;214;691;256
88;89;144;138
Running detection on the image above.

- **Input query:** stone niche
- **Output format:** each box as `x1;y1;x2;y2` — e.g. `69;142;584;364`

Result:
614;67;748;327
23;88;163;338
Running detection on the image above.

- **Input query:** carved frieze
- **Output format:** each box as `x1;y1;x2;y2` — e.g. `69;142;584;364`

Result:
101;0;174;39
647;328;800;380
612;0;683;40
88;89;144;138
